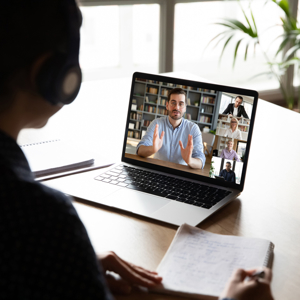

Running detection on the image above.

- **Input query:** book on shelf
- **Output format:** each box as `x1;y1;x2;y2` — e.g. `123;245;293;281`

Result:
158;107;167;115
141;130;147;138
161;88;169;96
137;104;144;111
143;120;152;127
135;78;146;82
199;116;211;123
127;130;134;138
145;96;149;102
201;96;215;104
129;112;142;121
131;104;137;110
147;87;158;94
145;105;156;113
186;113;192;120
151;223;274;300
187;98;191;105
160;99;166;105
205;106;213;113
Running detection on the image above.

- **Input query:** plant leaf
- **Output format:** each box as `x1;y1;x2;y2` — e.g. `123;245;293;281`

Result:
219;35;234;64
244;43;249;61
284;44;300;59
275;37;290;56
250;10;258;35
233;39;243;68
205;30;232;50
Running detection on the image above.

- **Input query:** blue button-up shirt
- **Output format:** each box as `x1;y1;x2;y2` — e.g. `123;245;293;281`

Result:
137;116;206;168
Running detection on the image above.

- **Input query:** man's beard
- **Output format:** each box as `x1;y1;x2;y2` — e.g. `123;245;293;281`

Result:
168;109;182;120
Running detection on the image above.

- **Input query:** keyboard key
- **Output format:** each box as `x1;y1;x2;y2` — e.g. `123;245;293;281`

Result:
117;178;125;182
117;182;128;187
184;199;194;204
95;176;104;181
110;176;118;180
102;179;111;183
193;202;204;207
106;171;118;176
109;180;118;185
166;195;178;200
101;174;111;178
175;198;185;202
110;169;122;174
119;174;126;178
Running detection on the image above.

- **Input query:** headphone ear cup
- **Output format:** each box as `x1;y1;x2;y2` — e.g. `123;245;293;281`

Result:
36;53;82;105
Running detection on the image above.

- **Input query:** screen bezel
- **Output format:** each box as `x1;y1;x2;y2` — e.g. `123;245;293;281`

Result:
121;72;258;192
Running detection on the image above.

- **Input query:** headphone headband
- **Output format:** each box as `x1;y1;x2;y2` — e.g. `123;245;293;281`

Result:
37;0;82;105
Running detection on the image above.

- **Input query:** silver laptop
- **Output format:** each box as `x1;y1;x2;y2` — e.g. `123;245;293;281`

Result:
45;72;258;226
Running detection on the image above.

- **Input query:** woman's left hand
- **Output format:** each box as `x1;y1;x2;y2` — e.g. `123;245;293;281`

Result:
98;251;163;295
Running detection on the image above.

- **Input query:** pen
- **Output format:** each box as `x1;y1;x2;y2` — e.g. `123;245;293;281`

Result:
249;270;265;279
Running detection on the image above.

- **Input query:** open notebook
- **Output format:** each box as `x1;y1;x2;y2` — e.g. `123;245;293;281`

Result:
151;223;274;299
20;140;97;178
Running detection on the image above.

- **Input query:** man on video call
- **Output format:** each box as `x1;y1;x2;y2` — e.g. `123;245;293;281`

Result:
222;96;249;119
137;88;206;169
219;161;236;183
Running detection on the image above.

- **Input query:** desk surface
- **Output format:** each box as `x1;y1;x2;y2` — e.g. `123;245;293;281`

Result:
124;153;211;176
19;73;300;300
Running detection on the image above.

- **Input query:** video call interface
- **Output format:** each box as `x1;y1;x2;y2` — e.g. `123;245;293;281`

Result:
125;77;254;185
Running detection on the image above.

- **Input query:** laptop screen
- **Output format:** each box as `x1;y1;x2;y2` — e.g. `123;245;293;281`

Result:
122;72;258;191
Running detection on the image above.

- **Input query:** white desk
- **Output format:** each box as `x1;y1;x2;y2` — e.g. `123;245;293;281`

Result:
19;73;300;299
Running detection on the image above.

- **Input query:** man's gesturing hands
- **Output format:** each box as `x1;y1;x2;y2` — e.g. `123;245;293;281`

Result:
152;124;165;153
179;134;193;165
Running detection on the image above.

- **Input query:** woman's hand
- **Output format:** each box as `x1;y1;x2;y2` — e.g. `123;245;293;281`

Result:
219;267;273;300
98;251;162;295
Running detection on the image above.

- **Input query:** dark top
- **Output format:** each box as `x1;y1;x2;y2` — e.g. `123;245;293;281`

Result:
219;169;236;183
222;103;249;119
0;130;113;300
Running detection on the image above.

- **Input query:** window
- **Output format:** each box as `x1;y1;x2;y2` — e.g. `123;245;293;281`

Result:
174;1;284;91
79;4;160;81
79;0;299;99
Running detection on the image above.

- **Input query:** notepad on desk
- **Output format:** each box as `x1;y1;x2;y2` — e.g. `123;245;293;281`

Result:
20;139;112;179
152;223;274;300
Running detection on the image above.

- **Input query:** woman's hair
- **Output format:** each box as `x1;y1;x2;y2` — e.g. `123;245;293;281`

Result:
230;117;239;129
0;0;68;109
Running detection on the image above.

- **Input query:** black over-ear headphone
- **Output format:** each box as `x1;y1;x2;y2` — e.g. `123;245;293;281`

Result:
36;0;82;105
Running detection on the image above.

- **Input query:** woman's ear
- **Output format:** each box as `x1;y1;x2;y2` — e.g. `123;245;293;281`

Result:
30;53;52;92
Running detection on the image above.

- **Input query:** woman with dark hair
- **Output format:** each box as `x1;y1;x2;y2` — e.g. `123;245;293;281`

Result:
0;1;273;299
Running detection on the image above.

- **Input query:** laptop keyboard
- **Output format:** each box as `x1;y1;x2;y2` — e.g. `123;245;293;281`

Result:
94;165;232;209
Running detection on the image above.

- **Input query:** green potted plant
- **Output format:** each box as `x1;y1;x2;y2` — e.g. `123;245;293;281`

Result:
209;161;215;178
208;0;300;110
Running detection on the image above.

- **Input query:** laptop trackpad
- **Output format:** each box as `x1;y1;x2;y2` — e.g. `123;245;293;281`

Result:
108;189;170;216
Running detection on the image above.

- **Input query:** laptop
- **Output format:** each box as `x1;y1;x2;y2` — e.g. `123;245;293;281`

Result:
45;72;258;226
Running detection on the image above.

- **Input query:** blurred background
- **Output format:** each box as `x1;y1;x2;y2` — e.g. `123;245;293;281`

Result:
79;0;300;108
